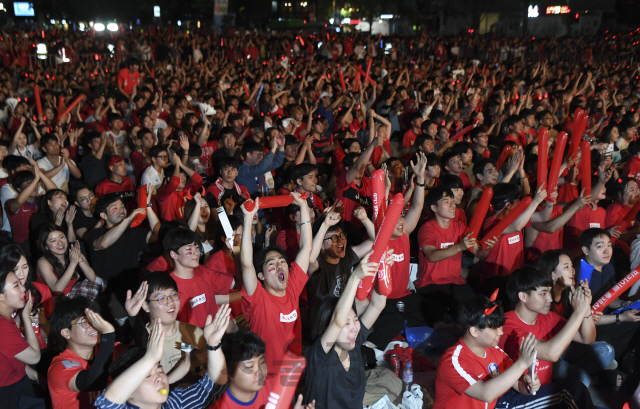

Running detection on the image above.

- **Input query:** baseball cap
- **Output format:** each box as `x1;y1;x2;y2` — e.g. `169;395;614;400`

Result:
319;91;333;100
108;156;125;167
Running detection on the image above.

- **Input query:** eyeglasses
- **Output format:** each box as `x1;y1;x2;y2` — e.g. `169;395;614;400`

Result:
323;232;347;243
78;193;95;204
72;319;92;329
149;292;181;305
156;155;169;160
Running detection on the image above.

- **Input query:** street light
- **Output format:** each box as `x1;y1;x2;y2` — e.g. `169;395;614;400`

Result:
94;23;105;31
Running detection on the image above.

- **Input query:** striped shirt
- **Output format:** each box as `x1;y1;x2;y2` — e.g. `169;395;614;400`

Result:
93;374;225;409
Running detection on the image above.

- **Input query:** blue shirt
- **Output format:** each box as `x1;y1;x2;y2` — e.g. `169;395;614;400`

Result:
236;150;285;195
575;259;616;302
93;374;225;409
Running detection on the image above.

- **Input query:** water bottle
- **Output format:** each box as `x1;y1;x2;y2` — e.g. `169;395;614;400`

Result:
192;158;206;176
402;362;413;390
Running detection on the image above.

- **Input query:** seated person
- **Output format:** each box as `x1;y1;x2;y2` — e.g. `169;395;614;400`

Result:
156;154;203;222
93;307;230;409
206;157;249;211
290;163;324;214
94;156;135;201
48;297;115;409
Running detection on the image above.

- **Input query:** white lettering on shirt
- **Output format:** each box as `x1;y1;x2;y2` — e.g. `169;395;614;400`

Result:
189;294;206;308
508;235;520;245
393;254;405;261
440;242;455;249
590;223;601;228
280;310;298;323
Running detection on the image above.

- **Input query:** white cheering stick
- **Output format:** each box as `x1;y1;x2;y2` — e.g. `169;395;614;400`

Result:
216;206;234;239
528;350;537;396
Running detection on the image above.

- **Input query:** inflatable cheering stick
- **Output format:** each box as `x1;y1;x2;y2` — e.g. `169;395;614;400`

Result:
479;196;532;250
537;127;548;190
34;85;43;118
131;184;149;228
466;187;493;240
592;269;640;314
495;145;512;171
58;95;86;122
267;355;306;409
242;194;308;212
546;131;568;202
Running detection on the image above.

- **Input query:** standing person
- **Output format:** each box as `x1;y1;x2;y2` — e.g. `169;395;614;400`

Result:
239;192;312;377
0;269;42;409
36;134;82;193
236;136;285;197
80;132;109;189
304;254;387;409
117;58;140;100
141;145;170;191
48;298;115;409
94;156;135;199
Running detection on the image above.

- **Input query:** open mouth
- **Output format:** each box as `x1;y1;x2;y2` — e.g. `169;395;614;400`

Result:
278;272;285;283
89;331;98;337
337;244;345;253
167;308;175;315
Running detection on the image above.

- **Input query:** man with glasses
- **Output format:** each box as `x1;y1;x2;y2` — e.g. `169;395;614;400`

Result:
71;183;101;241
306;207;375;325
48;296;115;409
124;273;210;386
164;228;235;331
236;135;285;196
141;145;170;191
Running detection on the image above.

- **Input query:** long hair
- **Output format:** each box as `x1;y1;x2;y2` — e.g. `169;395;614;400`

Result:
38;224;76;281
39;189;67;221
0;244;41;307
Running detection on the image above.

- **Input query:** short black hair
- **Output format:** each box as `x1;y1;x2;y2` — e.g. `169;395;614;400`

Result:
439;174;464;191
343;139;361;152
221;331;266;377
149;144;168;159
11;170;34;191
84;131;102;144
94;192;123;219
40;133;58;148
162;228;202;257
285;135;298;147
218;156;241;172
254;245;288;279
144;272;179;302
343;152;359;169
491;183;520;211
579;228;611;250
49;296;98;351
457;294;505;331
157;220;189;250
506;265;554;306
440;149;461;171
473;158;496;179
3;155;31;174
536;249;572;277
425;186;454;212
242;141;264;158
290;163;318;187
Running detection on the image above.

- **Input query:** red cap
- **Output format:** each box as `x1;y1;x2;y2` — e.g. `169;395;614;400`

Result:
108;156;124;167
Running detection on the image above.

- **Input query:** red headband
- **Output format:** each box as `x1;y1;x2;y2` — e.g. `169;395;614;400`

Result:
484;288;499;316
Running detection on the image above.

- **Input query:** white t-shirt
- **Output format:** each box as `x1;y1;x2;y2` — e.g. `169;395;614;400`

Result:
106;130;127;147
153;118;168;131
13;144;40;159
37;156;76;191
141;166;164;190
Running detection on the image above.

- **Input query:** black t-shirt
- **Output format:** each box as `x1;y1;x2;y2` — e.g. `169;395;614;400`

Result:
307;248;359;323
73;210;98;233
304;320;373;409
87;226;150;283
81;154;108;189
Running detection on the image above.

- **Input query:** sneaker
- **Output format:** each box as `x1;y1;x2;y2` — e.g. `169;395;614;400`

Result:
402;391;418;409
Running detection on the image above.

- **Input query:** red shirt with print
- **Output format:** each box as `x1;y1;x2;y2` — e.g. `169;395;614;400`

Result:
564;206;606;253
481;215;526;282
529;204;563;261
6;198;38;244
417;219;467;288
387;233;412;299
48;348;104;409
336;174;372;227
623;155;640;181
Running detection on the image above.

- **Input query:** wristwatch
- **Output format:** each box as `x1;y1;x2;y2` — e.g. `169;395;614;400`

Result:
205;342;222;351
616;313;621;325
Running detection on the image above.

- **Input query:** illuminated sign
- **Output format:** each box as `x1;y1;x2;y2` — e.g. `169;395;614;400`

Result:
153;5;160;17
546;5;570;14
528;5;539;18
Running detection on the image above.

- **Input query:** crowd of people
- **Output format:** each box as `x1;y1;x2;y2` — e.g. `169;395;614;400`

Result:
1;25;640;409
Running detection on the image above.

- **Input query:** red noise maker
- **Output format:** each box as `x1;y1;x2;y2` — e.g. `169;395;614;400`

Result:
354;71;361;92
243;84;250;98
484;288;499;315
495;145;511;171
479;196;532;250
58;95;86;122
34;85;42;118
537;127;548;190
339;68;346;92
482;149;491;158
580;140;592;196
466;187;493;240
450;118;480;142
57;97;65;121
356;193;404;300
568;108;588;160
242;194;308;212
546;131;568;202
371;169;387;229
591;269;640;314
267;355;306;409
131;184;149;228
355;66;377;87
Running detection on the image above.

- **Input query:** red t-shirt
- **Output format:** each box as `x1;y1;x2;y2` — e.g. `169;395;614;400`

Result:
623;155;640;181
482;215;526;282
332;148;346;176
417;219;467;288
117;68;140;95
455;207;467;225
556;183;579;204
459;172;472;190
564;206;606;253
387;233;412;299
211;387;269;409
276;229;300;262
0;315;29;386
94;178;134;198
402;129;420;160
605;201;631;230
499;311;567;386
335;174;371;227
433;338;513;409
241;262;308;374
206;250;236;286
200;141;220;177
48;348;102;409
6;198;38;244
529;204;563;261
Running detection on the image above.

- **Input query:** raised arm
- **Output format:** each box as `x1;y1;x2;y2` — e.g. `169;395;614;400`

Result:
345;137;378;185
13;294;41;365
93;208;144;250
203;304;230;384
351;207;375;258
240;198;259;296
308;211;341;274
403;152;427;235
503;184;547;235
292;192;313;272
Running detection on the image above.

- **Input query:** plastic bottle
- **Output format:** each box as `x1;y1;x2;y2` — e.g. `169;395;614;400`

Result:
402;361;413;390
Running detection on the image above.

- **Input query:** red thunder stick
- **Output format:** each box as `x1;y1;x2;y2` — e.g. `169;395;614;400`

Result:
242;194;308;212
371;169;387;230
537;127;548;190
243;84;250;98
482;149;491;158
591;269;640;314
364;58;373;84
131;184;149;228
567;108;586;160
495;145;512;171
356;193;404;301
580;140;591;197
58;95;86;122
34;85;42;118
546;131;568;202
269;355;306;409
450;118;480;142
57;96;65;120
353;71;361;92
339;68;346;92
466;187;493;240
355;66;377;86
479;196;532;250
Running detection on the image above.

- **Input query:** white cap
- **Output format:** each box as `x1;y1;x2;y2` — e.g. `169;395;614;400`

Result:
281;118;295;129
319;91;333;100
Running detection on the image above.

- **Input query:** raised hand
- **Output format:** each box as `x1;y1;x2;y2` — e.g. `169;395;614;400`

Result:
125;281;148;317
145;318;165;364
204;304;231;348
517;333;538;368
458;232;477;251
85;308;115;334
65;205;77;224
352;251;378;281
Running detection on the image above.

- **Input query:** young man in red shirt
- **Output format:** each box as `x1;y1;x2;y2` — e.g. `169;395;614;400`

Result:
48;297;115;409
157;154;203;222
94;156;134;199
402;112;423;161
290;163;324;214
434;293;596;409
499;266;598;396
441;149;472;190
117;58;140;100
240;192;312;378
